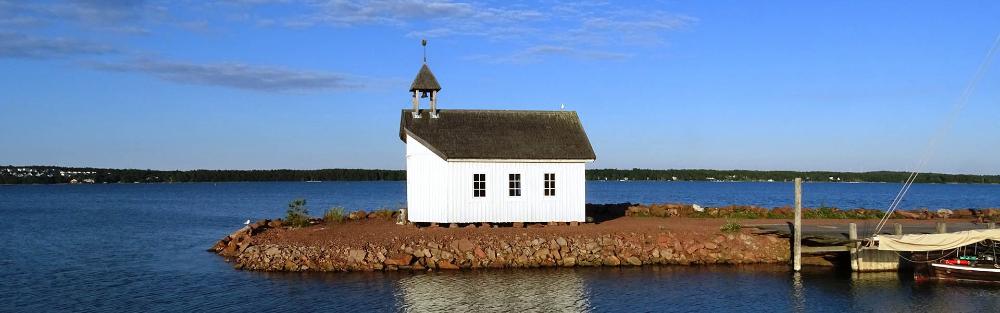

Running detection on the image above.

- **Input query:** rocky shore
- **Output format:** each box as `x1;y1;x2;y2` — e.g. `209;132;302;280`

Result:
212;217;788;272
620;203;1000;220
211;204;1000;273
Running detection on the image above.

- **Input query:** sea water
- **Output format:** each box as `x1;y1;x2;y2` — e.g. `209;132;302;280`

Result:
2;181;1000;312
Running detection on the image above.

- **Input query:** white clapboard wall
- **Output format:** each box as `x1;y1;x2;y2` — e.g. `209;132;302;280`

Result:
406;134;586;223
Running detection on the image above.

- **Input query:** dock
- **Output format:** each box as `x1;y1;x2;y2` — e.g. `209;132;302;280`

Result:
749;220;997;271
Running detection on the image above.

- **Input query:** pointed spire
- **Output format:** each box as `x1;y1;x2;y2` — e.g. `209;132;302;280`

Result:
411;39;441;92
410;63;441;92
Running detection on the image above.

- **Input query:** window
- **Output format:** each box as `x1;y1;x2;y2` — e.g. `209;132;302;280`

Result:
544;173;556;196
508;174;521;196
473;174;486;197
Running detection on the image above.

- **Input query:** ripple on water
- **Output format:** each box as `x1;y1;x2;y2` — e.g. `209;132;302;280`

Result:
4;182;1000;312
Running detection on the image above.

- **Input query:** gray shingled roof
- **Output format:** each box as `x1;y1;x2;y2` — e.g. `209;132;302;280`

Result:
399;109;596;160
409;64;441;91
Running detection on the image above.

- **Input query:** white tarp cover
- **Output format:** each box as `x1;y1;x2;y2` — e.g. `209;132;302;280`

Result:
877;229;1000;252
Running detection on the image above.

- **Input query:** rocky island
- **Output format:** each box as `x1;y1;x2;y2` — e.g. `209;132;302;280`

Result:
211;204;999;272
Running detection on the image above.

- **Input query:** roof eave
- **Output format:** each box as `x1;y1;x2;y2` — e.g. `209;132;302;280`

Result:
446;158;595;163
402;129;451;161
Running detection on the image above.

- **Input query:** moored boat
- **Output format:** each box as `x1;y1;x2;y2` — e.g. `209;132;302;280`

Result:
877;229;1000;283
922;262;1000;283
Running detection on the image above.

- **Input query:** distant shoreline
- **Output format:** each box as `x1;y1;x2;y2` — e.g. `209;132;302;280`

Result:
3;180;1000;187
3;165;999;185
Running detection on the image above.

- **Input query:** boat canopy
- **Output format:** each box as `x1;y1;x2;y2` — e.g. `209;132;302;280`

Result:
877;229;1000;252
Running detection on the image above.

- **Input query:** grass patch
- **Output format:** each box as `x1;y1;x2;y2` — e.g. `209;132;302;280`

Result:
324;207;346;223
720;220;742;233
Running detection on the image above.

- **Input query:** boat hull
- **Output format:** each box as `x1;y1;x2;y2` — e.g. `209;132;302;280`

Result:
920;263;1000;283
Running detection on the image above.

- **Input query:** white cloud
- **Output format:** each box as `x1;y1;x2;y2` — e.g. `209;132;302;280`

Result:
241;0;695;62
89;57;362;92
0;32;116;59
0;0;160;33
469;45;632;64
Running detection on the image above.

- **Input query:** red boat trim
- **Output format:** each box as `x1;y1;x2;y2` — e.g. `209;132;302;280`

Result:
930;263;1000;273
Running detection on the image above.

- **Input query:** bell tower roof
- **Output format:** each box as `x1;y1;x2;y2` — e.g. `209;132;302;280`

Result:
409;63;441;92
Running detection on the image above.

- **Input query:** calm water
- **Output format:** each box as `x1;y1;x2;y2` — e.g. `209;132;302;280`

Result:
3;181;1000;312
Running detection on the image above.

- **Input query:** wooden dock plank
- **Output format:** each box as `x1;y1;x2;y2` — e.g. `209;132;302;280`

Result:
801;245;851;253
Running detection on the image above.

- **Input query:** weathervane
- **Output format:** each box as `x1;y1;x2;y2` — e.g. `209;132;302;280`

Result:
422;39;427;63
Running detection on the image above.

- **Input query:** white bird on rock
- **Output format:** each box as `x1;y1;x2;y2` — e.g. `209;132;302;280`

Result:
244;219;251;225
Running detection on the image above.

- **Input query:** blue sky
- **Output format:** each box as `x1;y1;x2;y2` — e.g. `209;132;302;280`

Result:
1;1;999;174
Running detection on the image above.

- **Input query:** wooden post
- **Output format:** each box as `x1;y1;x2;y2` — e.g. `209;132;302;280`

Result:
936;222;947;234
793;178;802;272
894;223;903;236
849;222;858;272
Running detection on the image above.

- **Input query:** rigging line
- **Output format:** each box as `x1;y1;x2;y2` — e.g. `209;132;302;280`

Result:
893;248;957;264
870;32;1000;239
876;172;921;236
872;172;918;239
869;171;922;247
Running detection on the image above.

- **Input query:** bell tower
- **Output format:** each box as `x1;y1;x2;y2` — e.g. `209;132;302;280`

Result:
410;39;441;118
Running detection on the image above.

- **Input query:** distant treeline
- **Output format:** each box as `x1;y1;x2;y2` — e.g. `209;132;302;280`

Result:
0;166;405;184
586;168;1000;184
2;166;999;184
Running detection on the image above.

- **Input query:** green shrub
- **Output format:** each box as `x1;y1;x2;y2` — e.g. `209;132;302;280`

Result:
285;198;311;227
324;207;346;223
720;220;742;233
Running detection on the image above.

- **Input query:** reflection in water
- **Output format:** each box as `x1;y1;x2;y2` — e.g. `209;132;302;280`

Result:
791;272;805;313
395;269;589;312
188;264;1000;312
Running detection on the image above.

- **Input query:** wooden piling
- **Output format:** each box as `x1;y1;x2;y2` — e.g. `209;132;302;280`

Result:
894;223;903;236
936;222;947;234
793;178;802;272
849;223;858;272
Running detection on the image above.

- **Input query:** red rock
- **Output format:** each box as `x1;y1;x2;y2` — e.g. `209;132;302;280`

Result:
626;256;642;266
894;210;921;219
384;253;413;266
686;243;702;254
454;239;475;252
210;239;228;252
348;211;366;220
438;260;459;270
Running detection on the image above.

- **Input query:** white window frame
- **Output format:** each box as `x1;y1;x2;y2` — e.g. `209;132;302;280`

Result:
473;173;486;197
508;173;521;197
544;173;556;196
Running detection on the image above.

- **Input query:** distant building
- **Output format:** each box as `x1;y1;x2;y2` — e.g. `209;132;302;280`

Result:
399;58;595;223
